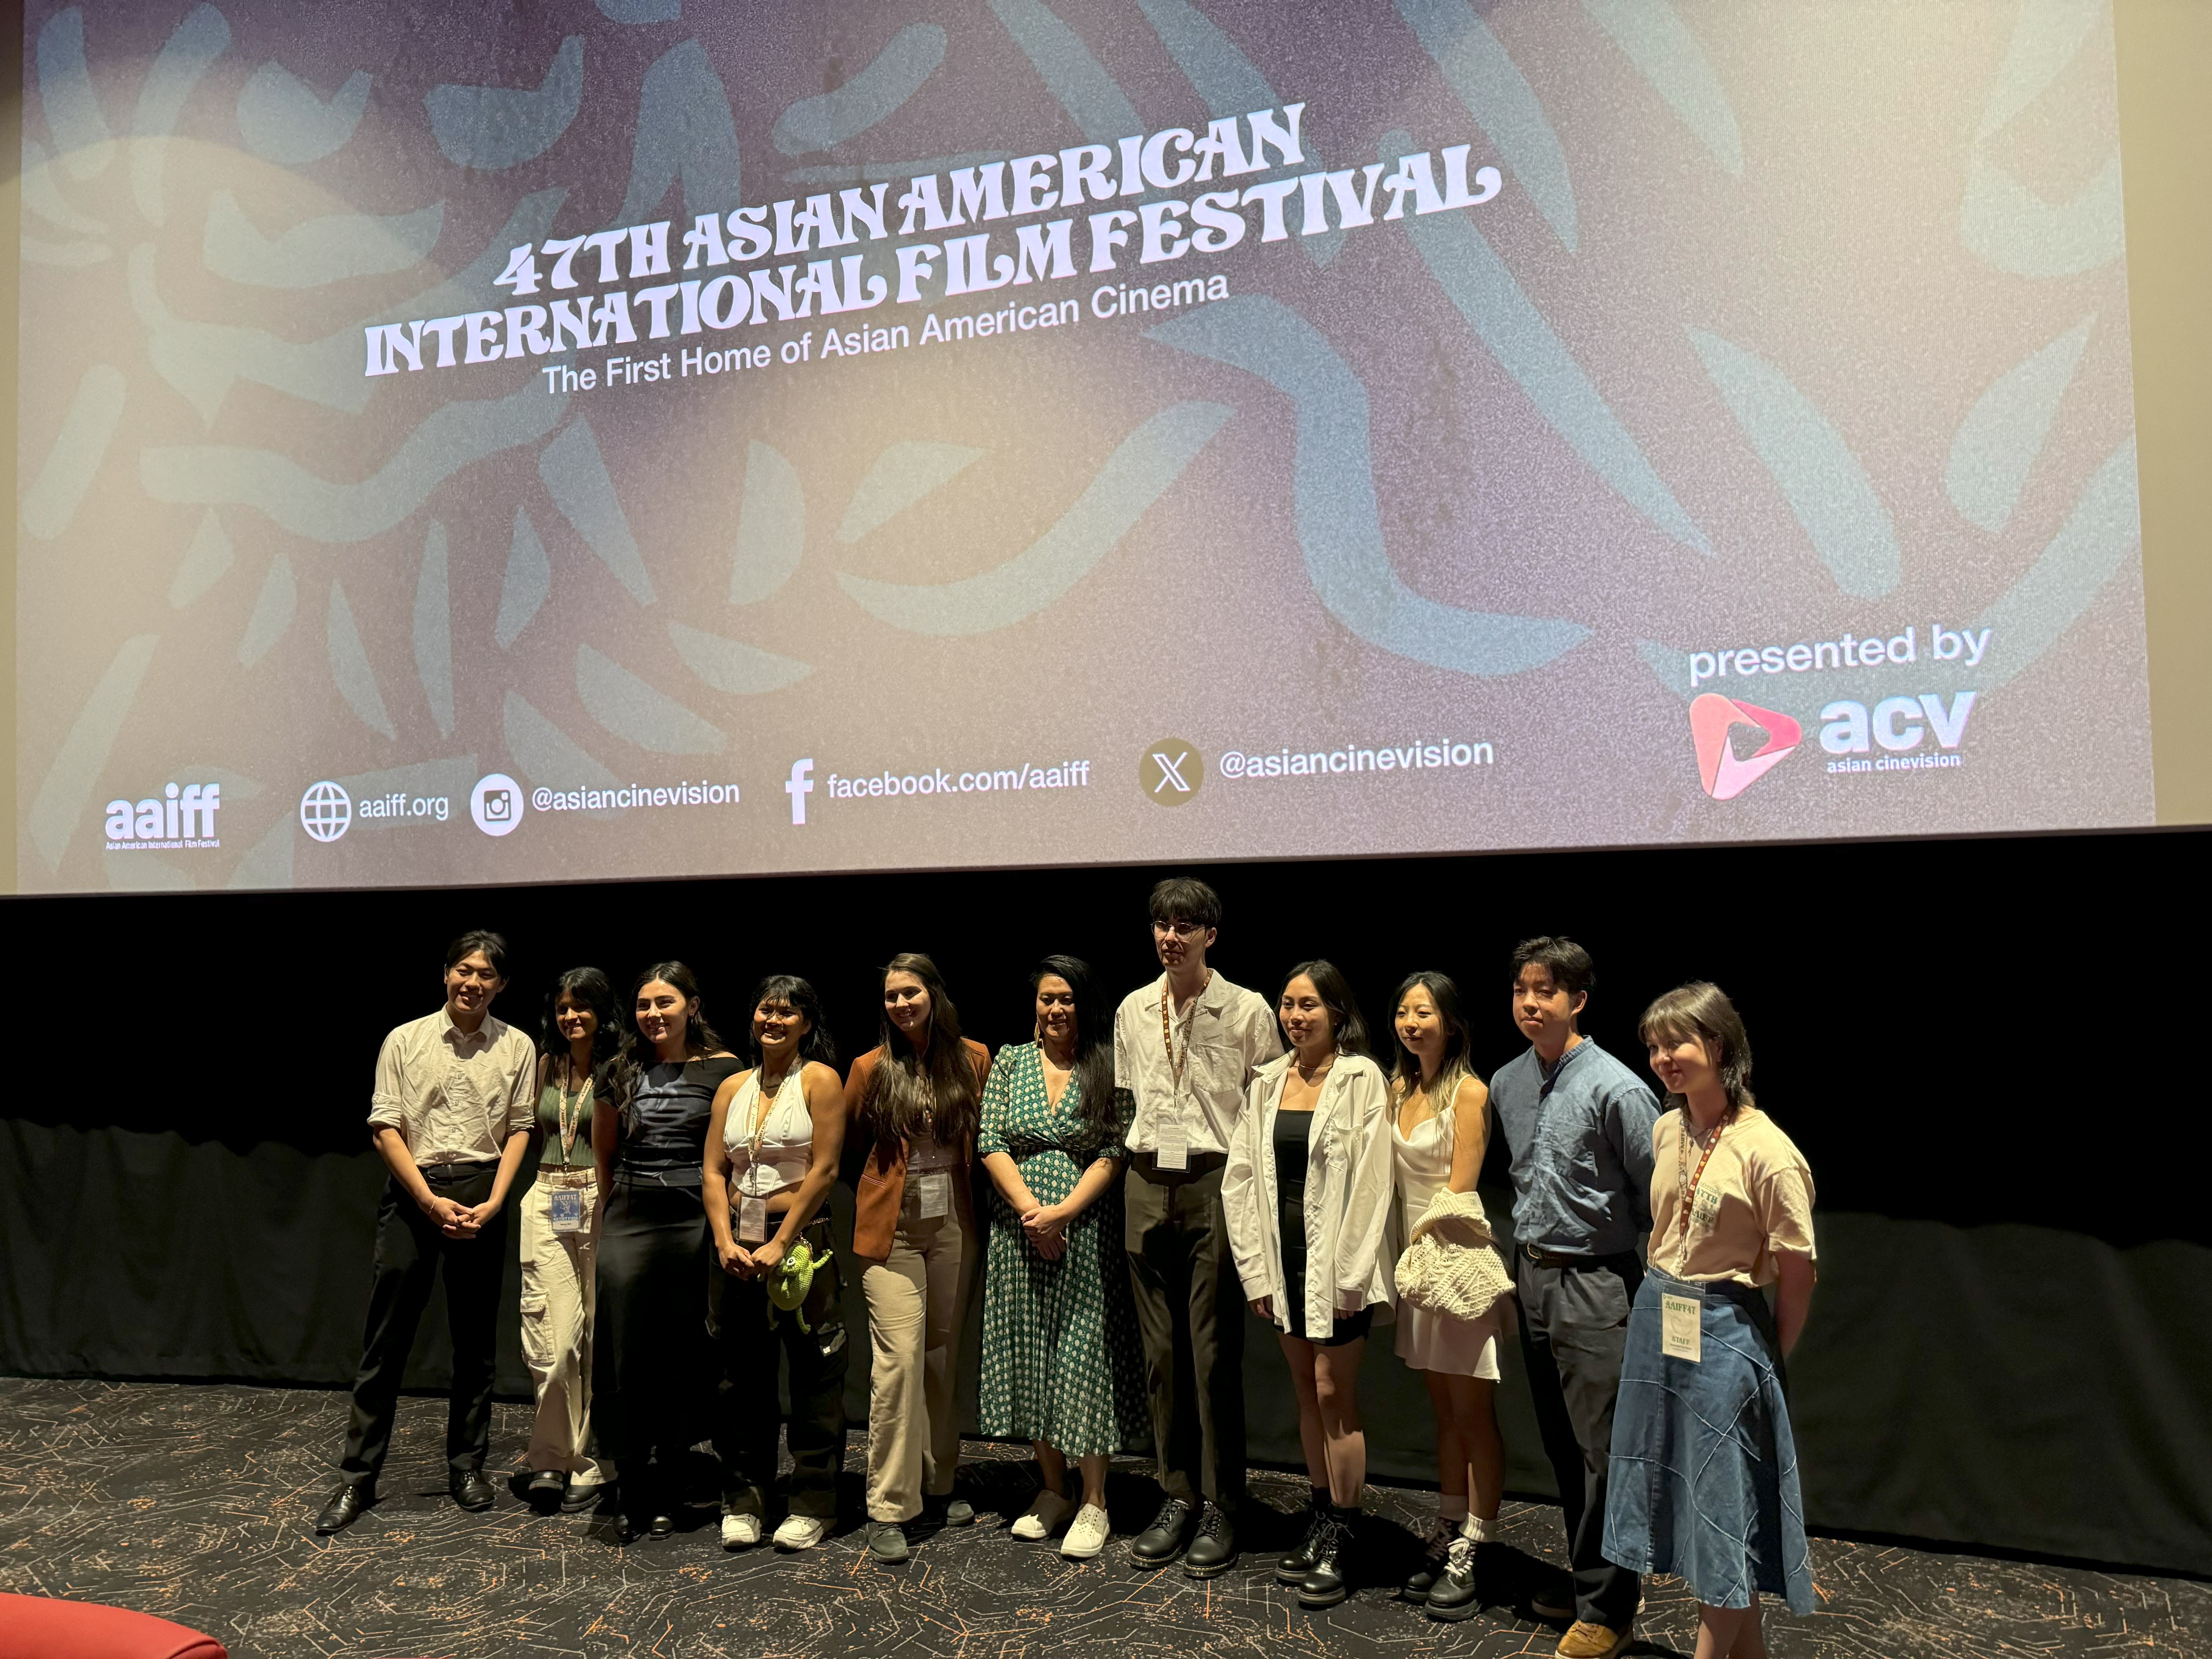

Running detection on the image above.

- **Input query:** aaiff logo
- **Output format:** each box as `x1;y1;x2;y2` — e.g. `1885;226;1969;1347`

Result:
1689;694;1800;801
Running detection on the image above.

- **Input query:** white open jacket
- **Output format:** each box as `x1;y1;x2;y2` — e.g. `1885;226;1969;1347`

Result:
1222;1051;1397;1339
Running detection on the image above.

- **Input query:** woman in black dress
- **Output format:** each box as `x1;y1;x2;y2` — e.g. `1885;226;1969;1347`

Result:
592;961;741;1541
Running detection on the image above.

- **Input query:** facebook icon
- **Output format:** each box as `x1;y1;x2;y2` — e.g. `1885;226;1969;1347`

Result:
785;758;814;825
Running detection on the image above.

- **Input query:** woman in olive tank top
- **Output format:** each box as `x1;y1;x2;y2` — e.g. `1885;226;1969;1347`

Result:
520;967;621;1514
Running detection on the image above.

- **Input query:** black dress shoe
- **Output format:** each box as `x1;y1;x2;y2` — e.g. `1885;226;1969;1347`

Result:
1276;1492;1331;1584
314;1482;372;1535
450;1470;496;1512
527;1470;566;1514
1182;1501;1237;1578
1297;1510;1355;1609
647;1511;676;1539
562;1478;611;1514
1130;1498;1198;1567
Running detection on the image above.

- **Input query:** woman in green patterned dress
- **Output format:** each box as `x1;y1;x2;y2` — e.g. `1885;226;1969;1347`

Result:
977;955;1146;1559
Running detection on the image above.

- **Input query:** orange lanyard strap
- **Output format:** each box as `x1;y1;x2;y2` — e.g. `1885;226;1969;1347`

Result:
1160;989;1194;1085
1676;1108;1732;1237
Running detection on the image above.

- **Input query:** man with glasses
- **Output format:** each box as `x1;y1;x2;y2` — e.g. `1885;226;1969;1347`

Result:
1113;878;1282;1575
316;931;537;1534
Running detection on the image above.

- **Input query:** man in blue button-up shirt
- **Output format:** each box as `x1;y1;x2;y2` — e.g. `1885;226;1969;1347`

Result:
1490;938;1659;1659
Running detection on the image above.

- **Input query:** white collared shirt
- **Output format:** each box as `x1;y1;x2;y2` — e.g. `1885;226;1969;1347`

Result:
1222;1052;1398;1338
1113;970;1282;1157
367;1008;538;1164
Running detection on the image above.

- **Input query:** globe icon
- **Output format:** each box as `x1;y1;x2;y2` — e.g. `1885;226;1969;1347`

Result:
299;781;353;843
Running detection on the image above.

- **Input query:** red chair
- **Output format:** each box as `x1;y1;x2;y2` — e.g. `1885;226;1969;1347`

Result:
0;1594;226;1659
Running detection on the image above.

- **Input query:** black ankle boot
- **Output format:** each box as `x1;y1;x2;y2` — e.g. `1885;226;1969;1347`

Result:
1275;1490;1331;1584
1298;1506;1358;1608
1426;1521;1495;1623
1401;1516;1457;1602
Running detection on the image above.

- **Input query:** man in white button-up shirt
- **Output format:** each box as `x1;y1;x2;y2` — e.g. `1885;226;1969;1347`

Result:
1113;878;1281;1578
316;931;536;1535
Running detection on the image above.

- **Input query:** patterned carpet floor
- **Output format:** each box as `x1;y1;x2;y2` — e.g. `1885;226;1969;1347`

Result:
0;1377;2203;1659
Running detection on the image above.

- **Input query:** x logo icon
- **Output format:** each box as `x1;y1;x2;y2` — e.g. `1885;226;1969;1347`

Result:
1151;750;1192;794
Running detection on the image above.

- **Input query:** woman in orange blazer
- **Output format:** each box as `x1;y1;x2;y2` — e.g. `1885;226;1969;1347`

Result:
845;951;989;1563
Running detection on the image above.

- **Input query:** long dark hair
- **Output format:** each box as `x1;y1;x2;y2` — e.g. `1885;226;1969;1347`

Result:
747;973;838;1072
1387;970;1479;1106
540;966;620;1086
1638;981;1756;1116
1279;959;1371;1058
858;953;981;1154
1032;954;1115;1139
614;961;726;1128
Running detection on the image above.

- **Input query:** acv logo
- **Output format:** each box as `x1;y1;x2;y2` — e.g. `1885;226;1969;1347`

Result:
1688;694;1801;802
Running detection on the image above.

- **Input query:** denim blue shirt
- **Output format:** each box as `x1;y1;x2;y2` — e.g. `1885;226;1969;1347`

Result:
1491;1037;1660;1257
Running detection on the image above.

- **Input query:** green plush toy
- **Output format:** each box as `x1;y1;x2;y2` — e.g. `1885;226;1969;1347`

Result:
768;1238;832;1332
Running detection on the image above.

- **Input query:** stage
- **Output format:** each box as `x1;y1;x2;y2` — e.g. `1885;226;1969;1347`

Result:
0;1377;2200;1659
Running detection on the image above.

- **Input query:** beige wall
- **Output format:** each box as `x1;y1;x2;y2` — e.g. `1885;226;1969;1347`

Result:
2117;0;2212;824
2;6;19;888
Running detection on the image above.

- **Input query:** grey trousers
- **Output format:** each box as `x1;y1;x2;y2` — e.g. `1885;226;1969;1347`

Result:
1123;1158;1246;1510
1515;1250;1644;1630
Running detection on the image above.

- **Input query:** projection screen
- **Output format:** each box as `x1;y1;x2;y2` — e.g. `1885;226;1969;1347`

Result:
13;0;2152;893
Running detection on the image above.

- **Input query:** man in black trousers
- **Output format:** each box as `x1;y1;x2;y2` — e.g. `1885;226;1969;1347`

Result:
316;930;537;1534
1113;878;1282;1576
1484;937;1659;1659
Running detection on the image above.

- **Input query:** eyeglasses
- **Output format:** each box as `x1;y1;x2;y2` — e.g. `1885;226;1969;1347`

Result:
1152;920;1208;938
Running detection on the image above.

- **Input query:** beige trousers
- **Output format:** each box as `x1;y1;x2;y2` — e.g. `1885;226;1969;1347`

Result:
517;1174;607;1484
860;1207;973;1522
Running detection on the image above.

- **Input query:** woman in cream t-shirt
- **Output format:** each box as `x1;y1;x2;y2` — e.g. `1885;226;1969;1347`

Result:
1603;981;1817;1659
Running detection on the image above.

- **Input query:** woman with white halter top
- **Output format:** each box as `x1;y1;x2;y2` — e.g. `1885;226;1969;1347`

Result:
1388;972;1509;1625
702;975;847;1553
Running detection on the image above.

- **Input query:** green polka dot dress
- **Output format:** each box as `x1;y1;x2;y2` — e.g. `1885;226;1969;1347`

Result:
976;1043;1147;1457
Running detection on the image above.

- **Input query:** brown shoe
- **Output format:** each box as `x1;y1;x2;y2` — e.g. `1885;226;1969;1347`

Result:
1556;1621;1633;1659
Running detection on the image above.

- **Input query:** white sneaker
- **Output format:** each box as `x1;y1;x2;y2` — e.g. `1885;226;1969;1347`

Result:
721;1512;762;1549
773;1513;829;1551
1010;1489;1076;1541
1060;1503;1111;1559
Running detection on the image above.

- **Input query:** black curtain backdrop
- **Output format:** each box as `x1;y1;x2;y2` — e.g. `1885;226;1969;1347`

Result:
3;830;2208;1575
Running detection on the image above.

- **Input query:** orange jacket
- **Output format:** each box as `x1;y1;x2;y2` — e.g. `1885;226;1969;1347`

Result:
845;1037;991;1257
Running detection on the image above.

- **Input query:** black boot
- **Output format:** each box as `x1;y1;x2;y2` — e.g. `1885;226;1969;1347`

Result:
1426;1518;1497;1623
1298;1505;1358;1609
1275;1489;1331;1584
1400;1515;1456;1602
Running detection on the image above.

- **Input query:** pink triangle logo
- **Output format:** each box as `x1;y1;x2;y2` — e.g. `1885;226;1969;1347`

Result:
1690;693;1802;801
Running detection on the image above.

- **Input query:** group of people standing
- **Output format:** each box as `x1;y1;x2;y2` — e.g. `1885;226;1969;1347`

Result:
314;878;1817;1659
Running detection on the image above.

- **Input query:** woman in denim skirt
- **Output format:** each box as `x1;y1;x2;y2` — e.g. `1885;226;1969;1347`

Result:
1604;983;1817;1659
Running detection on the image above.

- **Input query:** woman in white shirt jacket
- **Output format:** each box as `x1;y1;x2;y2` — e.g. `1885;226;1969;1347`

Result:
1223;960;1395;1610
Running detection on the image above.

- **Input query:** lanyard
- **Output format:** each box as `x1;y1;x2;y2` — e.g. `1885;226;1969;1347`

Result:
1160;979;1204;1086
1675;1107;1733;1239
555;1061;587;1161
746;1069;792;1159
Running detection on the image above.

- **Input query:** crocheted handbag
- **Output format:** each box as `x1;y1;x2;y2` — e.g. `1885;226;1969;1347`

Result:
1393;1189;1514;1322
